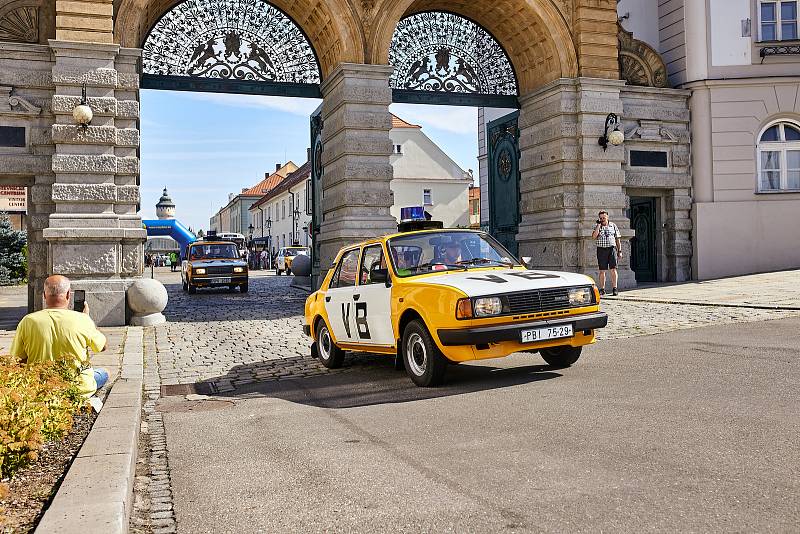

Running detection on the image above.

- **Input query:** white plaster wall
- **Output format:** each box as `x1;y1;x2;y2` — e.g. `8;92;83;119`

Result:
390;128;466;180
694;200;800;278
710;0;751;66
254;183;311;249
618;0;660;50
389;178;470;228
684;0;709;82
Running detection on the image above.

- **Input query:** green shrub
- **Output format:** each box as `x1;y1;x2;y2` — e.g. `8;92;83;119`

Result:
0;355;86;479
0;212;27;286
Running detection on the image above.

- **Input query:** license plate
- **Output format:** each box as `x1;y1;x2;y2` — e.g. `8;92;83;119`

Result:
211;277;231;284
520;324;574;343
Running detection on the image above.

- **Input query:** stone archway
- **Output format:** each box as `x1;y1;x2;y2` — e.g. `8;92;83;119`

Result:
115;0;365;79
368;0;580;96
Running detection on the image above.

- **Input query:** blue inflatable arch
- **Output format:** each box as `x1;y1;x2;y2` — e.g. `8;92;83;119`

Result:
142;219;197;260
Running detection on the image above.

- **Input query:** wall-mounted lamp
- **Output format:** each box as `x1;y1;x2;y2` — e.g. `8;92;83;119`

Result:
598;113;624;151
72;82;93;132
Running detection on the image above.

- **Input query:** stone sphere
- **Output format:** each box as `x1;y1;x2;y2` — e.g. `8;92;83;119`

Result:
292;253;312;277
72;104;93;126
127;278;168;314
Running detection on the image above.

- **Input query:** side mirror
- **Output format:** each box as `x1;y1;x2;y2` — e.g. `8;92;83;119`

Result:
521;256;533;269
370;267;389;284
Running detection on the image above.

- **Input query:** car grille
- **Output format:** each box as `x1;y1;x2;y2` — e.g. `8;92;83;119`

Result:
204;266;233;275
506;288;573;314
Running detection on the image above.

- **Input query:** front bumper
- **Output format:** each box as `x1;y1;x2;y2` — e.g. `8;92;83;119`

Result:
191;275;248;287
437;312;608;346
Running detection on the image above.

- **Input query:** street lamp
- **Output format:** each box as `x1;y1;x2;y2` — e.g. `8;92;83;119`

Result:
72;83;93;132
247;223;255;267
292;206;300;245
266;217;272;270
598;113;624;151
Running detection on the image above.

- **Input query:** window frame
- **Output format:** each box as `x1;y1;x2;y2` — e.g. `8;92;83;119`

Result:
358;244;386;285
331;247;360;289
759;0;799;41
423;188;433;206
756;119;800;193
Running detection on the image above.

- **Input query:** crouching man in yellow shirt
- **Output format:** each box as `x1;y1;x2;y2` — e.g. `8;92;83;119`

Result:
10;275;108;397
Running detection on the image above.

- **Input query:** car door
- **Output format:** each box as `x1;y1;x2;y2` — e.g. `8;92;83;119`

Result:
323;247;360;343
352;244;394;346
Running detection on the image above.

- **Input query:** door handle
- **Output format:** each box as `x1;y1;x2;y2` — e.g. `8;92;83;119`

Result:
325;296;331;302
353;294;360;301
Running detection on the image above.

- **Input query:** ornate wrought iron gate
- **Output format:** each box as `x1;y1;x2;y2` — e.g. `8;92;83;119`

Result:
309;106;324;289
487;111;521;256
630;196;657;283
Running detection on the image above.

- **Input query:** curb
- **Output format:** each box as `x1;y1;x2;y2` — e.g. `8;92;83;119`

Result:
601;295;800;311
36;327;144;534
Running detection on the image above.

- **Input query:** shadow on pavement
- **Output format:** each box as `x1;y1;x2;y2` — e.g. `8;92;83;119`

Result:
200;355;561;409
0;305;27;330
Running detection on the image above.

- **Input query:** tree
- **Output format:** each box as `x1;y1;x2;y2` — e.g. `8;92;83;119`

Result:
0;213;27;285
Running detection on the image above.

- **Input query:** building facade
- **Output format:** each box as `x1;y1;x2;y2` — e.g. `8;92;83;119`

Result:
3;0;739;324
209;162;297;236
250;162;311;253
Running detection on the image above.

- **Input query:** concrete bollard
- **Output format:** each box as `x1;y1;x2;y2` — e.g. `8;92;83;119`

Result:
127;278;168;326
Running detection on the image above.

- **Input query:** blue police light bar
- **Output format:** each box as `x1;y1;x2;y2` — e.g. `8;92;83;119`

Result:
400;206;426;221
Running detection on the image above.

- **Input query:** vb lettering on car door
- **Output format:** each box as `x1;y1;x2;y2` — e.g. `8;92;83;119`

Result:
353;244;394;346
323;248;360;343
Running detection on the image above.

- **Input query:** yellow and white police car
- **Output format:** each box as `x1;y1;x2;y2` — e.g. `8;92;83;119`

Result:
303;217;608;387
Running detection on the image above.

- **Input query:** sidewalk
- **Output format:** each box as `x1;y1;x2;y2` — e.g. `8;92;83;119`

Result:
604;269;800;310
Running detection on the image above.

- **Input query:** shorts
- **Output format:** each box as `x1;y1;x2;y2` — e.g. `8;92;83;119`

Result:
597;247;617;270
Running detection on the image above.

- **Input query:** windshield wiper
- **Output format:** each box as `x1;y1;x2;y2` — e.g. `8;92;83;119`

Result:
409;262;467;273
457;257;516;268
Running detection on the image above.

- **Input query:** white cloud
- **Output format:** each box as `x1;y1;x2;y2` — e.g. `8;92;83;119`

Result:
390;104;478;135
183;93;322;117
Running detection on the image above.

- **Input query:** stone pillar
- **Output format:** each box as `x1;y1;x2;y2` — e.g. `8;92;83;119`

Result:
517;78;636;288
43;40;145;326
317;63;396;275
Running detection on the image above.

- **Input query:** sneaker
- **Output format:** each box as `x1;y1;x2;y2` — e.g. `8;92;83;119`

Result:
599;288;605;295
612;288;618;296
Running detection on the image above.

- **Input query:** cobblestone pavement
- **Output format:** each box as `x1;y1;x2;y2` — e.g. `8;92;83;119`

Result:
152;270;800;391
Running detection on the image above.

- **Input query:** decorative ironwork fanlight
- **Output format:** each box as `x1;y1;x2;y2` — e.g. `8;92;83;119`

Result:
389;12;518;96
142;0;320;84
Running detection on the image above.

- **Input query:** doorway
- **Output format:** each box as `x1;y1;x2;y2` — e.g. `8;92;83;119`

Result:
629;196;658;283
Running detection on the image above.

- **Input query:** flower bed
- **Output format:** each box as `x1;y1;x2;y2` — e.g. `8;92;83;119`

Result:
0;354;88;531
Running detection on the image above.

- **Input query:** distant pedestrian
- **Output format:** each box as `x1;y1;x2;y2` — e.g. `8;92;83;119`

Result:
591;210;622;296
260;249;267;269
169;252;178;272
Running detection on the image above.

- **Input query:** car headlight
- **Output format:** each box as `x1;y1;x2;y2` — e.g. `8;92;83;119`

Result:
473;297;504;317
233;267;244;273
194;268;206;275
568;287;593;306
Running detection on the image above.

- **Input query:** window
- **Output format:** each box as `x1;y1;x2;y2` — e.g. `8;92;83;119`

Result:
332;248;360;288
282;200;286;219
757;120;800;191
423;189;432;205
394;144;403;154
359;245;386;285
760;1;798;40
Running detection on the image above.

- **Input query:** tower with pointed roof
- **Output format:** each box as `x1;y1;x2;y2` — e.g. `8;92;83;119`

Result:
156;187;176;220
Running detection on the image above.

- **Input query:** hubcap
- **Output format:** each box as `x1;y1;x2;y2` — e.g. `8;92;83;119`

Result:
320;327;332;360
406;333;427;376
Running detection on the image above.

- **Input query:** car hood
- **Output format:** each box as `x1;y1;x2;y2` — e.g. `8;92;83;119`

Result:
190;259;246;267
410;268;594;297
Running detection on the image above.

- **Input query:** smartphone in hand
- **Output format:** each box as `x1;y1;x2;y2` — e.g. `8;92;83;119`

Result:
73;290;86;312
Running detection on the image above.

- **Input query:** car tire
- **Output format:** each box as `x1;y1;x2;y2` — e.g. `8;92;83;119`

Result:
287;268;292;275
540;346;582;368
188;283;196;294
182;279;187;292
240;283;248;293
316;320;344;369
276;269;282;276
402;319;447;387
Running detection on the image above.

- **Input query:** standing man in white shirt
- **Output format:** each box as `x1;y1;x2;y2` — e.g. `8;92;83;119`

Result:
591;210;622;296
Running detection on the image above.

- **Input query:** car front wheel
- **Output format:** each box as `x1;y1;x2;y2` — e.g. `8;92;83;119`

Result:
316;320;344;369
402;319;447;387
240;283;248;293
540;346;582;368
188;283;196;294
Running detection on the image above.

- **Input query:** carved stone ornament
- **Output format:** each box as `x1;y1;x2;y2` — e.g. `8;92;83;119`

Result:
625;120;678;143
618;24;668;88
0;5;38;43
0;86;42;116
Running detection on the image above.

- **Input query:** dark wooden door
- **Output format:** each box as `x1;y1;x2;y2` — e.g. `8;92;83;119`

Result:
630;197;657;283
487;111;520;256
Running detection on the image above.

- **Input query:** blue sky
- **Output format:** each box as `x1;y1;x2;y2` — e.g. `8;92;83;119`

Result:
140;90;482;232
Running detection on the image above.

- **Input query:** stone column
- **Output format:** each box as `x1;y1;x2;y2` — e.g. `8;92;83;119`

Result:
517;78;636;288
317;63;396;275
43;40;145;326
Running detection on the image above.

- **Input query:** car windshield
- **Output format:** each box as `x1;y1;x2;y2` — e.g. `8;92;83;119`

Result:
189;243;239;260
285;247;309;256
387;231;518;277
